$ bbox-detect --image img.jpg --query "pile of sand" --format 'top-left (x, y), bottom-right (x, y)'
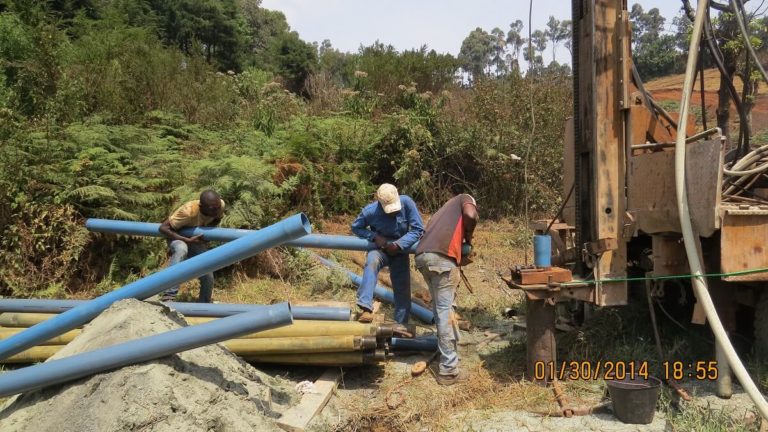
top-left (0, 299), bottom-right (299, 432)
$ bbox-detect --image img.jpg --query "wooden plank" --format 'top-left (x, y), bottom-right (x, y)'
top-left (531, 220), bottom-right (573, 232)
top-left (686, 137), bottom-right (723, 234)
top-left (517, 267), bottom-right (573, 285)
top-left (591, 0), bottom-right (627, 305)
top-left (629, 105), bottom-right (676, 146)
top-left (627, 139), bottom-right (722, 237)
top-left (720, 212), bottom-right (768, 282)
top-left (628, 149), bottom-right (679, 233)
top-left (277, 369), bottom-right (340, 432)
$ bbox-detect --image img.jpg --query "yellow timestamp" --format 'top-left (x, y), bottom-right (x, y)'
top-left (663, 361), bottom-right (718, 381)
top-left (534, 361), bottom-right (651, 381)
top-left (532, 360), bottom-right (719, 381)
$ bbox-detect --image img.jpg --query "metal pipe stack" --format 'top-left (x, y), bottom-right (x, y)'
top-left (0, 298), bottom-right (351, 321)
top-left (0, 310), bottom-right (416, 366)
top-left (0, 216), bottom-right (444, 370)
top-left (0, 213), bottom-right (313, 361)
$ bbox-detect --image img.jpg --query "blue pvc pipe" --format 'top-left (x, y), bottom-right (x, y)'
top-left (533, 234), bottom-right (552, 268)
top-left (86, 218), bottom-right (413, 252)
top-left (0, 302), bottom-right (293, 397)
top-left (0, 214), bottom-right (311, 360)
top-left (390, 335), bottom-right (439, 352)
top-left (312, 255), bottom-right (435, 324)
top-left (86, 219), bottom-right (471, 255)
top-left (0, 299), bottom-right (350, 321)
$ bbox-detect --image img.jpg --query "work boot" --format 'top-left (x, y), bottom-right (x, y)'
top-left (436, 370), bottom-right (469, 386)
top-left (357, 310), bottom-right (374, 323)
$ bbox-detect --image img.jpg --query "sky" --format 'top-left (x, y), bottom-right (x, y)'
top-left (261, 0), bottom-right (684, 62)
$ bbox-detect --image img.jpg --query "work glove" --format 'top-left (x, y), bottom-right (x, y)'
top-left (459, 246), bottom-right (475, 266)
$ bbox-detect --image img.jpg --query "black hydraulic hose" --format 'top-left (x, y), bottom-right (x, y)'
top-left (738, 50), bottom-right (750, 151)
top-left (683, 0), bottom-right (749, 154)
top-left (703, 3), bottom-right (750, 154)
top-left (631, 63), bottom-right (661, 123)
top-left (545, 182), bottom-right (575, 234)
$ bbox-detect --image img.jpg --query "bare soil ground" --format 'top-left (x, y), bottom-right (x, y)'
top-left (172, 217), bottom-right (762, 431)
top-left (644, 68), bottom-right (768, 134)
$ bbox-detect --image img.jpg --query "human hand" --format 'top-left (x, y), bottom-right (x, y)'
top-left (384, 242), bottom-right (400, 256)
top-left (373, 235), bottom-right (388, 248)
top-left (187, 234), bottom-right (205, 243)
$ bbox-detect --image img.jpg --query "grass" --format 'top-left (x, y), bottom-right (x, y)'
top-left (666, 403), bottom-right (760, 432)
top-left (181, 217), bottom-right (551, 431)
top-left (177, 217), bottom-right (765, 431)
top-left (62, 216), bottom-right (768, 430)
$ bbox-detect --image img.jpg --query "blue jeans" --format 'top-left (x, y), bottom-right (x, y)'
top-left (415, 252), bottom-right (460, 375)
top-left (358, 249), bottom-right (411, 324)
top-left (163, 240), bottom-right (214, 303)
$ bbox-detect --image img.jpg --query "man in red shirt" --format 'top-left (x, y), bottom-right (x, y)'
top-left (415, 194), bottom-right (478, 385)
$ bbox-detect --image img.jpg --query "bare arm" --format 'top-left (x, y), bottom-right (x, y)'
top-left (159, 219), bottom-right (203, 243)
top-left (462, 203), bottom-right (478, 245)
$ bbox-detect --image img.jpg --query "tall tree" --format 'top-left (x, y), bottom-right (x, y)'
top-left (490, 27), bottom-right (508, 75)
top-left (316, 39), bottom-right (350, 86)
top-left (238, 0), bottom-right (289, 57)
top-left (459, 27), bottom-right (494, 82)
top-left (709, 2), bottom-right (763, 144)
top-left (630, 4), bottom-right (678, 79)
top-left (531, 29), bottom-right (547, 65)
top-left (560, 20), bottom-right (573, 57)
top-left (545, 16), bottom-right (570, 63)
top-left (506, 19), bottom-right (526, 71)
top-left (269, 31), bottom-right (316, 95)
top-left (150, 0), bottom-right (243, 71)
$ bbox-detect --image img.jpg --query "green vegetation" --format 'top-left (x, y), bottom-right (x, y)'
top-left (0, 1), bottom-right (571, 296)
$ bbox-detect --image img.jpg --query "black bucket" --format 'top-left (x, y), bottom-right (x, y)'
top-left (607, 376), bottom-right (661, 424)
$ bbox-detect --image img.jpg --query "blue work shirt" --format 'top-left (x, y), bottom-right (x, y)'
top-left (351, 195), bottom-right (424, 250)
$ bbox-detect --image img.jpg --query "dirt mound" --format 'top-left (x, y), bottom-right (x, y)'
top-left (0, 299), bottom-right (298, 432)
top-left (644, 68), bottom-right (743, 92)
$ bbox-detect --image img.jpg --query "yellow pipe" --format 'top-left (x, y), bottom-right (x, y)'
top-left (3, 346), bottom-right (59, 363)
top-left (0, 336), bottom-right (380, 363)
top-left (0, 328), bottom-right (80, 345)
top-left (0, 313), bottom-right (55, 327)
top-left (0, 314), bottom-right (378, 338)
top-left (201, 320), bottom-right (380, 339)
top-left (244, 350), bottom-right (386, 366)
top-left (0, 328), bottom-right (381, 348)
top-left (224, 335), bottom-right (370, 355)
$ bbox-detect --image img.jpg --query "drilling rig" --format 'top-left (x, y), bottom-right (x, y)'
top-left (507, 0), bottom-right (768, 409)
